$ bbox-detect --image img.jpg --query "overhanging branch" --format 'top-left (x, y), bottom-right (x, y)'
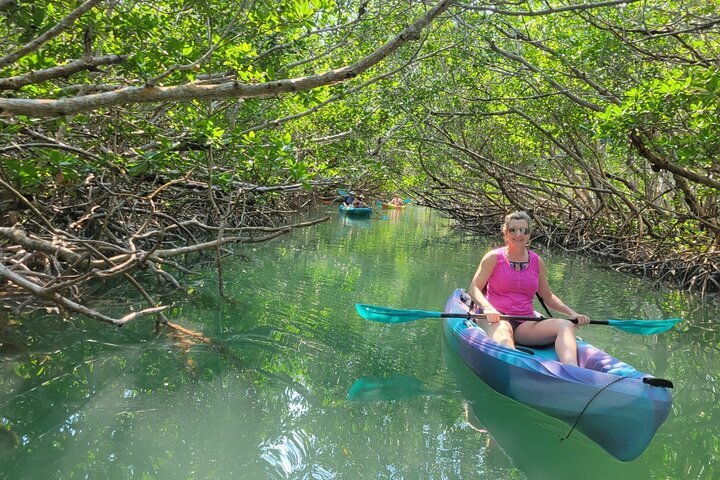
top-left (0, 0), bottom-right (455, 118)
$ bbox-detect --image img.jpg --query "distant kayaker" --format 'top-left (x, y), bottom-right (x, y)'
top-left (389, 195), bottom-right (404, 207)
top-left (352, 196), bottom-right (367, 208)
top-left (467, 211), bottom-right (590, 366)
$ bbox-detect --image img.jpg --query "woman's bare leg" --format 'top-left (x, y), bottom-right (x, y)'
top-left (514, 319), bottom-right (579, 366)
top-left (475, 319), bottom-right (516, 349)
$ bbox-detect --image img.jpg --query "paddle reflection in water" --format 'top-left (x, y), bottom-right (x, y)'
top-left (347, 375), bottom-right (428, 402)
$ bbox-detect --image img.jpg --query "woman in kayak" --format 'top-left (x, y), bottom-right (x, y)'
top-left (352, 196), bottom-right (367, 208)
top-left (467, 211), bottom-right (590, 365)
top-left (389, 195), bottom-right (404, 207)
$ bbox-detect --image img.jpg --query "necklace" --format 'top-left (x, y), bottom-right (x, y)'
top-left (505, 247), bottom-right (529, 271)
top-left (508, 260), bottom-right (529, 271)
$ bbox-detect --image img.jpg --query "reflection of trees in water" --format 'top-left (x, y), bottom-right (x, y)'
top-left (0, 427), bottom-right (19, 450)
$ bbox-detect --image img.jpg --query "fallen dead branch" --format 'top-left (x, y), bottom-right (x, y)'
top-left (0, 172), bottom-right (336, 330)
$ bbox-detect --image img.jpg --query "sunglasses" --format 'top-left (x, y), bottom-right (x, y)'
top-left (507, 227), bottom-right (530, 235)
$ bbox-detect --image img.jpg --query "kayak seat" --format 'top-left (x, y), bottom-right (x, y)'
top-left (517, 342), bottom-right (554, 350)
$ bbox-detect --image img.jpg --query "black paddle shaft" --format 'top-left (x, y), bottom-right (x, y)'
top-left (440, 312), bottom-right (607, 325)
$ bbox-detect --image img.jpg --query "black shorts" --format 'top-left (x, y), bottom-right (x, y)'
top-left (460, 290), bottom-right (525, 331)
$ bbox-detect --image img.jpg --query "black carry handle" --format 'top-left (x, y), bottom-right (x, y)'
top-left (643, 377), bottom-right (674, 388)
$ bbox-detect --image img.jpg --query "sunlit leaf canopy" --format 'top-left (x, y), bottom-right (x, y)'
top-left (3, 0), bottom-right (444, 185)
top-left (0, 0), bottom-right (718, 326)
top-left (2, 1), bottom-right (717, 188)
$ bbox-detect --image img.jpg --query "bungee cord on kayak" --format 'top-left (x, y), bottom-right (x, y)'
top-left (559, 376), bottom-right (630, 443)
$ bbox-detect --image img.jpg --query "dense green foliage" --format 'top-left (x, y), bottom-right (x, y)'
top-left (0, 0), bottom-right (718, 318)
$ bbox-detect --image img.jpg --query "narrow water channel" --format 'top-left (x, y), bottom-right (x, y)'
top-left (0, 206), bottom-right (718, 479)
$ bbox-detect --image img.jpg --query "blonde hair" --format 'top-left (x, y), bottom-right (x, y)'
top-left (502, 211), bottom-right (532, 233)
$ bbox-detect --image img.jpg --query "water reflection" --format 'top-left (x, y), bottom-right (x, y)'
top-left (383, 208), bottom-right (403, 222)
top-left (440, 339), bottom-right (652, 480)
top-left (338, 215), bottom-right (373, 229)
top-left (260, 429), bottom-right (313, 478)
top-left (347, 375), bottom-right (428, 401)
top-left (0, 206), bottom-right (717, 479)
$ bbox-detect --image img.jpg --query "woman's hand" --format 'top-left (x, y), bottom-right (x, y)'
top-left (483, 307), bottom-right (501, 324)
top-left (572, 313), bottom-right (590, 326)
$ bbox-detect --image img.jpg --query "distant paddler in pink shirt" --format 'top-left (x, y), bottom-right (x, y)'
top-left (467, 211), bottom-right (590, 366)
top-left (388, 195), bottom-right (404, 207)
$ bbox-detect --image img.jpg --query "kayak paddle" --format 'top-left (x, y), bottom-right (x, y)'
top-left (372, 209), bottom-right (389, 220)
top-left (355, 304), bottom-right (681, 335)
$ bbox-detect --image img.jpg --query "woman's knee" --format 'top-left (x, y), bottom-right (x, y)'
top-left (545, 318), bottom-right (575, 333)
top-left (514, 319), bottom-right (570, 344)
top-left (557, 319), bottom-right (578, 334)
top-left (492, 322), bottom-right (515, 345)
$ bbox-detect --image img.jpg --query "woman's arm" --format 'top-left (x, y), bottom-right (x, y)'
top-left (468, 251), bottom-right (501, 323)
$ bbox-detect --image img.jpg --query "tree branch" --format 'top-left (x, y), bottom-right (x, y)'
top-left (0, 0), bottom-right (455, 117)
top-left (0, 0), bottom-right (103, 69)
top-left (458, 0), bottom-right (639, 16)
top-left (0, 55), bottom-right (129, 91)
top-left (0, 263), bottom-right (167, 326)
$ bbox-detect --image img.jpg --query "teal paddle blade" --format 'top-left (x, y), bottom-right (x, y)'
top-left (606, 318), bottom-right (681, 334)
top-left (355, 304), bottom-right (442, 323)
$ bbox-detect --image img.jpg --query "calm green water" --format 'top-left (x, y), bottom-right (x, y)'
top-left (1, 206), bottom-right (718, 479)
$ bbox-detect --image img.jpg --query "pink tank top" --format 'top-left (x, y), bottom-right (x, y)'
top-left (485, 247), bottom-right (539, 316)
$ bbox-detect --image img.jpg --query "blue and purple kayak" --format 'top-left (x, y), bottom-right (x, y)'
top-left (339, 204), bottom-right (373, 217)
top-left (443, 288), bottom-right (672, 461)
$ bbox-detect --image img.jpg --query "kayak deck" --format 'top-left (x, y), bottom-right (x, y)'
top-left (380, 203), bottom-right (405, 210)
